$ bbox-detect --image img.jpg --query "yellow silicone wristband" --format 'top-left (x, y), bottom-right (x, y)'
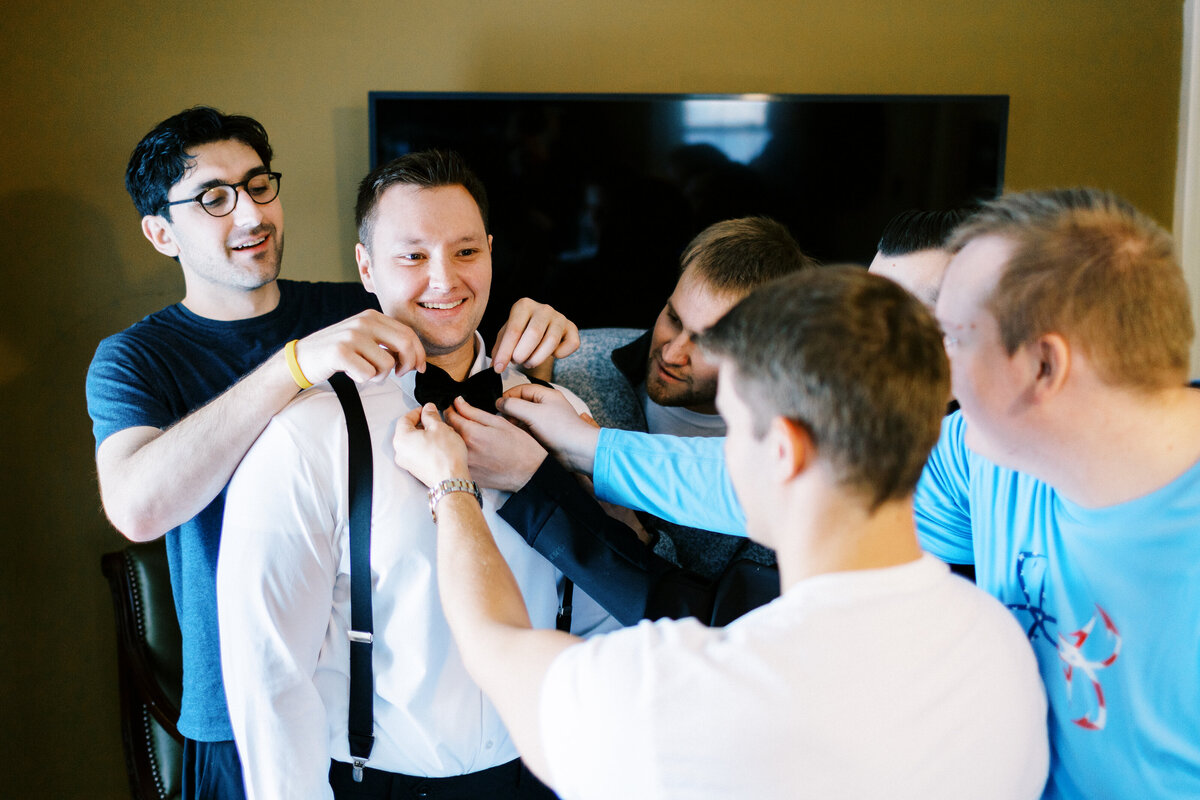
top-left (284, 339), bottom-right (313, 390)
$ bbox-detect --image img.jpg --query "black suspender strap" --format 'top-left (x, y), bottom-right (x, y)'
top-left (525, 376), bottom-right (575, 634)
top-left (556, 579), bottom-right (574, 632)
top-left (329, 372), bottom-right (375, 782)
top-left (329, 371), bottom-right (573, 782)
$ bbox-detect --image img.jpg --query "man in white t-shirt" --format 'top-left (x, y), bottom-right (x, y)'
top-left (392, 266), bottom-right (1050, 799)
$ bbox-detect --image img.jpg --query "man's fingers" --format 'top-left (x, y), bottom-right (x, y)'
top-left (510, 311), bottom-right (578, 366)
top-left (501, 382), bottom-right (554, 403)
top-left (489, 321), bottom-right (519, 373)
top-left (449, 396), bottom-right (497, 424)
top-left (419, 402), bottom-right (443, 429)
top-left (388, 342), bottom-right (425, 378)
top-left (341, 343), bottom-right (417, 383)
top-left (393, 403), bottom-right (470, 485)
top-left (491, 299), bottom-right (579, 369)
top-left (336, 347), bottom-right (397, 383)
top-left (372, 317), bottom-right (427, 375)
top-left (444, 401), bottom-right (483, 435)
top-left (508, 315), bottom-right (551, 366)
top-left (495, 395), bottom-right (539, 426)
top-left (552, 322), bottom-right (581, 359)
top-left (396, 406), bottom-right (423, 432)
top-left (524, 335), bottom-right (564, 370)
top-left (297, 310), bottom-right (428, 384)
top-left (442, 404), bottom-right (465, 434)
top-left (489, 316), bottom-right (528, 371)
top-left (515, 321), bottom-right (566, 368)
top-left (490, 297), bottom-right (539, 371)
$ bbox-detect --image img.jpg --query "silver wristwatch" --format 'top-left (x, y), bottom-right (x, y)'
top-left (427, 478), bottom-right (483, 522)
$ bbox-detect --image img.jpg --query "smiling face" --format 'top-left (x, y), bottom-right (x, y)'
top-left (645, 266), bottom-right (743, 414)
top-left (142, 139), bottom-right (284, 316)
top-left (356, 183), bottom-right (492, 367)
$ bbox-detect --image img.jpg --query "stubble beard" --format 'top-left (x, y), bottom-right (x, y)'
top-left (228, 223), bottom-right (284, 288)
top-left (645, 355), bottom-right (713, 409)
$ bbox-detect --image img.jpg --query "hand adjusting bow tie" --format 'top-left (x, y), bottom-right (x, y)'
top-left (413, 364), bottom-right (503, 413)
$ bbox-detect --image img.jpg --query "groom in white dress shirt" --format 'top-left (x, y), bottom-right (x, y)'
top-left (216, 150), bottom-right (615, 800)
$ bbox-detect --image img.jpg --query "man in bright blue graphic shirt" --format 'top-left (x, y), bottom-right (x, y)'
top-left (502, 188), bottom-right (1200, 798)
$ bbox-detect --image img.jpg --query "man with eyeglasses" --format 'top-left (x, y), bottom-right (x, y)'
top-left (162, 170), bottom-right (281, 216)
top-left (86, 106), bottom-right (580, 800)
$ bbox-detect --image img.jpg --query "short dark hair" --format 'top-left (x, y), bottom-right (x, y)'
top-left (355, 150), bottom-right (489, 248)
top-left (876, 208), bottom-right (974, 257)
top-left (700, 267), bottom-right (949, 510)
top-left (681, 217), bottom-right (817, 295)
top-left (126, 106), bottom-right (273, 220)
top-left (948, 187), bottom-right (1192, 390)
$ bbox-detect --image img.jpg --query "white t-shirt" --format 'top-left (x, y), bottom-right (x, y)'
top-left (539, 554), bottom-right (1048, 800)
top-left (640, 385), bottom-right (727, 438)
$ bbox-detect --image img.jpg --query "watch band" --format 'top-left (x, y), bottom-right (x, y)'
top-left (428, 478), bottom-right (483, 522)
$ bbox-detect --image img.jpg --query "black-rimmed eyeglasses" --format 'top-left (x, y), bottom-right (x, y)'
top-left (161, 172), bottom-right (282, 218)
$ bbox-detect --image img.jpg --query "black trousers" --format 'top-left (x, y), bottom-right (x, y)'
top-left (329, 758), bottom-right (558, 799)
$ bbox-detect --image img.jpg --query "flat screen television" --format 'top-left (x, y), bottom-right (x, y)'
top-left (369, 91), bottom-right (1008, 334)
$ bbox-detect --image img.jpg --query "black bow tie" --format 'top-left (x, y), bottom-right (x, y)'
top-left (413, 364), bottom-right (503, 413)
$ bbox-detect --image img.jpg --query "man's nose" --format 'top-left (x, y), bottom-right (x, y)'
top-left (426, 253), bottom-right (456, 290)
top-left (230, 186), bottom-right (266, 227)
top-left (661, 332), bottom-right (691, 365)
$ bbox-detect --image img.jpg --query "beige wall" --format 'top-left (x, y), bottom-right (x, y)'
top-left (0, 1), bottom-right (1183, 795)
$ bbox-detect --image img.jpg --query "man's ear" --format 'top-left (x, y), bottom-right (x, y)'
top-left (355, 242), bottom-right (376, 293)
top-left (487, 233), bottom-right (493, 253)
top-left (1030, 332), bottom-right (1070, 401)
top-left (770, 416), bottom-right (814, 483)
top-left (141, 215), bottom-right (180, 259)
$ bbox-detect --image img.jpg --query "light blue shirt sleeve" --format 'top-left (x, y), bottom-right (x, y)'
top-left (913, 412), bottom-right (976, 564)
top-left (592, 429), bottom-right (747, 536)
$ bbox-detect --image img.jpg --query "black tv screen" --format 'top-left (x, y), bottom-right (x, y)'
top-left (369, 91), bottom-right (1008, 334)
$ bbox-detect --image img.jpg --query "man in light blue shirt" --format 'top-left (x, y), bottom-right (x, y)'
top-left (502, 188), bottom-right (1200, 798)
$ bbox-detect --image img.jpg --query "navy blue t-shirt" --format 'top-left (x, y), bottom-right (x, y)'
top-left (86, 279), bottom-right (377, 741)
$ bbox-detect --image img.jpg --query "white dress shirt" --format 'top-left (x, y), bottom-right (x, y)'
top-left (218, 339), bottom-right (617, 800)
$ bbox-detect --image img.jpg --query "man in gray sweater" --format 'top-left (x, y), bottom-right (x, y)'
top-left (552, 217), bottom-right (816, 581)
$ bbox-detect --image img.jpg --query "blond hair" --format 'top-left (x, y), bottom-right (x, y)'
top-left (949, 188), bottom-right (1192, 389)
